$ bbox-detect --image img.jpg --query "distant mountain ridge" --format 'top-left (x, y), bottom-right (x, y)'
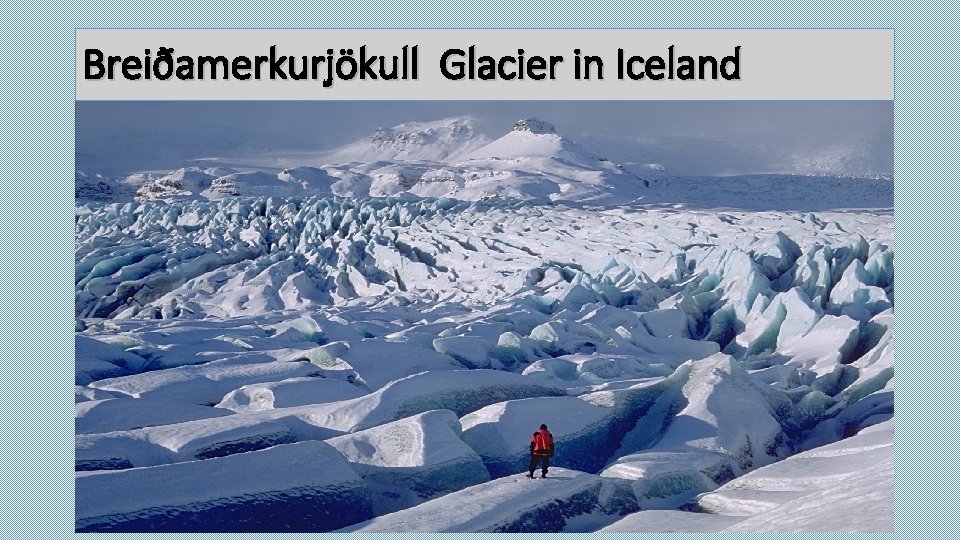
top-left (78, 117), bottom-right (651, 204)
top-left (75, 117), bottom-right (892, 210)
top-left (323, 116), bottom-right (491, 163)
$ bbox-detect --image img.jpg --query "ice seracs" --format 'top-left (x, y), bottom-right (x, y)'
top-left (602, 353), bottom-right (791, 508)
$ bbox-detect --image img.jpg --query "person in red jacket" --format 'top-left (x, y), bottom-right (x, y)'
top-left (526, 424), bottom-right (554, 478)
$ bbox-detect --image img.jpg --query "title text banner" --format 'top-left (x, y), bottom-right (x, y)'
top-left (76, 29), bottom-right (893, 101)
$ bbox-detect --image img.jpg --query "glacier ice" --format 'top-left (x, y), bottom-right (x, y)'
top-left (75, 166), bottom-right (892, 531)
top-left (76, 441), bottom-right (373, 532)
top-left (600, 420), bottom-right (892, 532)
top-left (601, 354), bottom-right (790, 507)
top-left (339, 468), bottom-right (610, 532)
top-left (327, 410), bottom-right (491, 514)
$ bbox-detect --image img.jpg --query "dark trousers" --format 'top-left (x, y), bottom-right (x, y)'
top-left (529, 453), bottom-right (550, 475)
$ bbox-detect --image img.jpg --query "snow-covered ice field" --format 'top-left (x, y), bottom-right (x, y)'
top-left (75, 117), bottom-right (892, 532)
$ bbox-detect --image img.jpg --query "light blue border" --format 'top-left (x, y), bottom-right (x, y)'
top-left (3, 3), bottom-right (947, 538)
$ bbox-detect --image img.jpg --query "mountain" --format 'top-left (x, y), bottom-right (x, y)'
top-left (452, 117), bottom-right (648, 202)
top-left (75, 171), bottom-right (123, 203)
top-left (323, 116), bottom-right (491, 163)
top-left (320, 116), bottom-right (649, 203)
top-left (467, 118), bottom-right (602, 162)
top-left (78, 117), bottom-right (891, 210)
top-left (83, 118), bottom-right (652, 204)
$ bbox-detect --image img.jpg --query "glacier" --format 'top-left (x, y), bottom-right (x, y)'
top-left (74, 117), bottom-right (892, 532)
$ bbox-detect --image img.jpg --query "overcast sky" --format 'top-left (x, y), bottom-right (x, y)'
top-left (76, 101), bottom-right (892, 177)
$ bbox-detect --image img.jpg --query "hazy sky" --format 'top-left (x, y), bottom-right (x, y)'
top-left (76, 101), bottom-right (892, 177)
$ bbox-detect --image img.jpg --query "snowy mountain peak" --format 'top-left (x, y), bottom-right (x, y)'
top-left (512, 118), bottom-right (556, 135)
top-left (328, 116), bottom-right (491, 163)
top-left (466, 117), bottom-right (602, 165)
top-left (371, 117), bottom-right (474, 148)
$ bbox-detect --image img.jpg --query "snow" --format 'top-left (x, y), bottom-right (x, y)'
top-left (76, 397), bottom-right (233, 434)
top-left (88, 354), bottom-right (325, 404)
top-left (339, 468), bottom-right (607, 532)
top-left (326, 409), bottom-right (490, 514)
top-left (75, 397), bottom-right (354, 470)
top-left (601, 510), bottom-right (745, 532)
top-left (74, 115), bottom-right (892, 532)
top-left (600, 353), bottom-right (790, 507)
top-left (600, 420), bottom-right (892, 532)
top-left (75, 334), bottom-right (151, 384)
top-left (76, 440), bottom-right (372, 532)
top-left (83, 117), bottom-right (889, 208)
top-left (460, 394), bottom-right (620, 476)
top-left (216, 376), bottom-right (367, 412)
top-left (300, 369), bottom-right (566, 433)
top-left (702, 420), bottom-right (893, 531)
top-left (326, 117), bottom-right (491, 163)
top-left (307, 338), bottom-right (464, 390)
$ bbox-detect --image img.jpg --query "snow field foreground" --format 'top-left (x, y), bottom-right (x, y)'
top-left (75, 196), bottom-right (892, 532)
top-left (338, 467), bottom-right (629, 532)
top-left (601, 419), bottom-right (893, 532)
top-left (76, 440), bottom-right (372, 532)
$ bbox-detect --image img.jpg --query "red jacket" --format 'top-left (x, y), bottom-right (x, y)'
top-left (530, 428), bottom-right (554, 456)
